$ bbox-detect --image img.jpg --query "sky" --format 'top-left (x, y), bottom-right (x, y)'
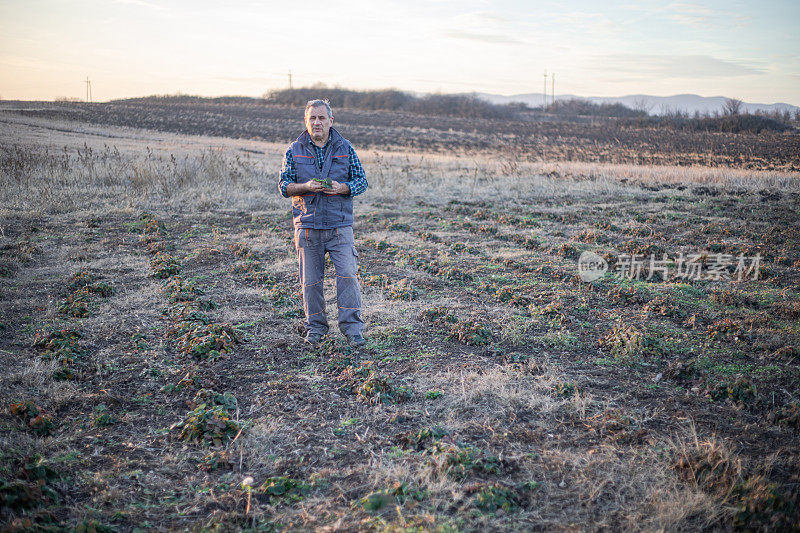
top-left (1, 0), bottom-right (798, 105)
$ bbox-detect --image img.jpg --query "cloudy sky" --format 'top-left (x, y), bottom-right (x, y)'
top-left (1, 0), bottom-right (798, 104)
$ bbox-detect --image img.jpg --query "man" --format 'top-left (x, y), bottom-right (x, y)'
top-left (278, 99), bottom-right (368, 346)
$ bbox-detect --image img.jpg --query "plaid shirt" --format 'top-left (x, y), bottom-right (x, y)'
top-left (279, 140), bottom-right (368, 198)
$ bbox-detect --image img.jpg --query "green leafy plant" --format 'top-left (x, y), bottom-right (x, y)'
top-left (425, 442), bottom-right (500, 480)
top-left (397, 426), bottom-right (449, 450)
top-left (58, 289), bottom-right (91, 318)
top-left (386, 278), bottom-right (418, 301)
top-left (449, 320), bottom-right (493, 346)
top-left (257, 476), bottom-right (312, 503)
top-left (150, 252), bottom-right (181, 279)
top-left (92, 404), bottom-right (116, 427)
top-left (338, 362), bottom-right (412, 404)
top-left (9, 401), bottom-right (54, 436)
top-left (177, 323), bottom-right (240, 360)
top-left (172, 404), bottom-right (242, 446)
top-left (706, 376), bottom-right (756, 405)
top-left (470, 483), bottom-right (520, 513)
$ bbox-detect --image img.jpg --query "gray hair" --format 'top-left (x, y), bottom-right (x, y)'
top-left (305, 99), bottom-right (333, 119)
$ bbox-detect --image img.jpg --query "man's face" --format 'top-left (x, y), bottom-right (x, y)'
top-left (305, 106), bottom-right (333, 144)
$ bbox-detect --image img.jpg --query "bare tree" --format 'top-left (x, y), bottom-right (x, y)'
top-left (632, 97), bottom-right (654, 115)
top-left (723, 98), bottom-right (743, 116)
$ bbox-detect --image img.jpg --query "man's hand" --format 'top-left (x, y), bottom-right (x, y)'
top-left (323, 181), bottom-right (350, 195)
top-left (286, 181), bottom-right (322, 196)
top-left (305, 180), bottom-right (326, 193)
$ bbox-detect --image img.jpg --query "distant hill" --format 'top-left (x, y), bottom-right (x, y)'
top-left (475, 92), bottom-right (799, 116)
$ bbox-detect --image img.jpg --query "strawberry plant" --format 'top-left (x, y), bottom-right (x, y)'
top-left (9, 401), bottom-right (54, 436)
top-left (425, 441), bottom-right (500, 480)
top-left (256, 476), bottom-right (312, 503)
top-left (470, 483), bottom-right (520, 513)
top-left (177, 322), bottom-right (240, 360)
top-left (338, 362), bottom-right (411, 404)
top-left (150, 252), bottom-right (181, 278)
top-left (172, 404), bottom-right (242, 446)
top-left (449, 320), bottom-right (492, 346)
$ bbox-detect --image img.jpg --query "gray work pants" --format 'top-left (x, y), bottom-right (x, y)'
top-left (294, 226), bottom-right (364, 337)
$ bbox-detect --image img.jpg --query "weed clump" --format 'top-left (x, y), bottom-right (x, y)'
top-left (468, 483), bottom-right (520, 513)
top-left (32, 329), bottom-right (86, 379)
top-left (256, 476), bottom-right (312, 503)
top-left (425, 442), bottom-right (501, 481)
top-left (451, 242), bottom-right (479, 254)
top-left (338, 362), bottom-right (412, 404)
top-left (606, 283), bottom-right (650, 305)
top-left (706, 376), bottom-right (756, 405)
top-left (0, 455), bottom-right (60, 521)
top-left (674, 439), bottom-right (799, 529)
top-left (92, 404), bottom-right (116, 427)
top-left (732, 475), bottom-right (800, 530)
top-left (172, 390), bottom-right (242, 446)
top-left (449, 319), bottom-right (493, 346)
top-left (150, 252), bottom-right (181, 278)
top-left (552, 242), bottom-right (580, 260)
top-left (768, 402), bottom-right (800, 428)
top-left (599, 321), bottom-right (660, 362)
top-left (552, 381), bottom-right (577, 399)
top-left (67, 271), bottom-right (114, 297)
top-left (417, 306), bottom-right (457, 324)
top-left (484, 282), bottom-right (531, 307)
top-left (161, 276), bottom-right (203, 302)
top-left (231, 258), bottom-right (276, 286)
top-left (438, 266), bottom-right (473, 282)
top-left (267, 284), bottom-right (297, 307)
top-left (397, 426), bottom-right (449, 450)
top-left (229, 243), bottom-right (256, 260)
top-left (0, 261), bottom-right (18, 278)
top-left (361, 273), bottom-right (390, 288)
top-left (641, 295), bottom-right (686, 320)
top-left (9, 401), bottom-right (54, 436)
top-left (706, 318), bottom-right (742, 341)
top-left (139, 212), bottom-right (165, 236)
top-left (359, 482), bottom-right (426, 512)
top-left (386, 278), bottom-right (418, 301)
top-left (177, 322), bottom-right (240, 360)
top-left (709, 287), bottom-right (759, 308)
top-left (673, 439), bottom-right (740, 495)
top-left (58, 290), bottom-right (91, 317)
top-left (191, 389), bottom-right (238, 412)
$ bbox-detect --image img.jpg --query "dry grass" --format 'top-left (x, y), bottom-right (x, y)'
top-left (1, 114), bottom-right (798, 531)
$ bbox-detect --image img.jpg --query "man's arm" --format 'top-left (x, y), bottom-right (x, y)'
top-left (323, 144), bottom-right (368, 197)
top-left (279, 147), bottom-right (325, 196)
top-left (278, 148), bottom-right (295, 198)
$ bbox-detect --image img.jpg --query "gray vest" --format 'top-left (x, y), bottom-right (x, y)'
top-left (290, 127), bottom-right (353, 229)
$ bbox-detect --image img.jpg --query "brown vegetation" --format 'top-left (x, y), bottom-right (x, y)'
top-left (0, 108), bottom-right (798, 530)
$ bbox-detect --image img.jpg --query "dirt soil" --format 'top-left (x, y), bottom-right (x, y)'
top-left (1, 110), bottom-right (799, 531)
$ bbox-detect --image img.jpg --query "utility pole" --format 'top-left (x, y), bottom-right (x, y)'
top-left (288, 70), bottom-right (293, 90)
top-left (543, 69), bottom-right (547, 110)
top-left (85, 76), bottom-right (92, 103)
